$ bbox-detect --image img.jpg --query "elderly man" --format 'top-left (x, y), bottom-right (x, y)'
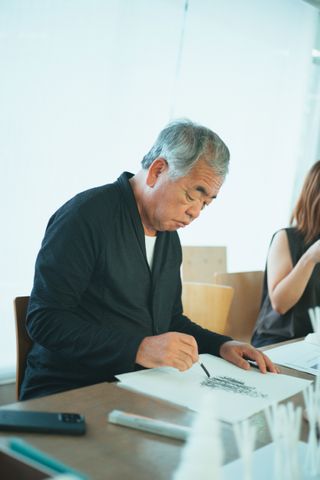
top-left (21, 119), bottom-right (277, 400)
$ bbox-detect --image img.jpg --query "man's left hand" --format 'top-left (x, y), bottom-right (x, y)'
top-left (219, 340), bottom-right (280, 374)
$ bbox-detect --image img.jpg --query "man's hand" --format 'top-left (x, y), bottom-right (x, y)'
top-left (219, 340), bottom-right (280, 374)
top-left (136, 332), bottom-right (199, 371)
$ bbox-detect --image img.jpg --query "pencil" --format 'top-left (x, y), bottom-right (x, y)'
top-left (199, 361), bottom-right (211, 378)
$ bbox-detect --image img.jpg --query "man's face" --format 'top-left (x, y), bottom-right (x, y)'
top-left (145, 157), bottom-right (224, 233)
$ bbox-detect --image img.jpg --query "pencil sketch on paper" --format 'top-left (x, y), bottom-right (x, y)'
top-left (201, 376), bottom-right (268, 399)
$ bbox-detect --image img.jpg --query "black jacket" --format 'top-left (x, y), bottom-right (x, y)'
top-left (21, 172), bottom-right (231, 399)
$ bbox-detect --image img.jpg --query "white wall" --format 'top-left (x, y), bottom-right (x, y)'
top-left (0, 0), bottom-right (319, 375)
top-left (177, 0), bottom-right (319, 270)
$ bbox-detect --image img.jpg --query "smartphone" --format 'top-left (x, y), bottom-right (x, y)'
top-left (0, 410), bottom-right (86, 436)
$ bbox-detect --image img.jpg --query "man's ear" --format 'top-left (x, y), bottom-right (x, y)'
top-left (146, 158), bottom-right (168, 187)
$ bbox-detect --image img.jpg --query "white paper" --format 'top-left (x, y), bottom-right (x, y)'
top-left (222, 441), bottom-right (313, 479)
top-left (305, 332), bottom-right (320, 346)
top-left (116, 354), bottom-right (311, 423)
top-left (267, 341), bottom-right (320, 376)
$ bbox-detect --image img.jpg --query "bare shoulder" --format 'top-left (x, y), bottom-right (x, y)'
top-left (267, 229), bottom-right (292, 286)
top-left (270, 229), bottom-right (289, 254)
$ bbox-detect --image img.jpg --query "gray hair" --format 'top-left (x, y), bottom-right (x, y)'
top-left (141, 119), bottom-right (230, 179)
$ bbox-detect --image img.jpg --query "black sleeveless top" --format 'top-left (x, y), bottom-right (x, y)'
top-left (251, 228), bottom-right (320, 347)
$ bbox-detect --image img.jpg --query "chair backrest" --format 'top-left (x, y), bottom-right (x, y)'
top-left (182, 282), bottom-right (234, 335)
top-left (182, 246), bottom-right (227, 283)
top-left (14, 296), bottom-right (32, 400)
top-left (213, 271), bottom-right (264, 343)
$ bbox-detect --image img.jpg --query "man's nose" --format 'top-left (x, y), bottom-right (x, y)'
top-left (186, 203), bottom-right (202, 221)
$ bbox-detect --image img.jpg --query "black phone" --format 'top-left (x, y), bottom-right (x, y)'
top-left (0, 410), bottom-right (86, 436)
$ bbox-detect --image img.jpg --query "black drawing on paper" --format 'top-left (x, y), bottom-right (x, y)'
top-left (201, 376), bottom-right (268, 399)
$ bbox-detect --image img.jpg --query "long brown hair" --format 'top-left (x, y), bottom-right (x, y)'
top-left (290, 160), bottom-right (320, 244)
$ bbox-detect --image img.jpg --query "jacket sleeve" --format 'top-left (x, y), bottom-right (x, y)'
top-left (169, 272), bottom-right (232, 356)
top-left (27, 206), bottom-right (144, 377)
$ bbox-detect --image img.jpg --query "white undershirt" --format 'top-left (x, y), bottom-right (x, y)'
top-left (145, 235), bottom-right (157, 269)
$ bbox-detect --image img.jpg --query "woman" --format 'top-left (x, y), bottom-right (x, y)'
top-left (252, 161), bottom-right (320, 347)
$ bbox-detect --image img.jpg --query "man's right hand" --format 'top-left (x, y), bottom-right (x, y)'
top-left (135, 332), bottom-right (199, 371)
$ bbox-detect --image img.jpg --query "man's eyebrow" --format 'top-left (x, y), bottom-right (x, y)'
top-left (195, 186), bottom-right (217, 199)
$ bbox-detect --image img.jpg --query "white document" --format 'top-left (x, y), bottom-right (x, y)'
top-left (116, 354), bottom-right (311, 423)
top-left (267, 340), bottom-right (320, 375)
top-left (222, 441), bottom-right (313, 479)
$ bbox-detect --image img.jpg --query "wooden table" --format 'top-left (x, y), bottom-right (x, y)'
top-left (1, 361), bottom-right (314, 479)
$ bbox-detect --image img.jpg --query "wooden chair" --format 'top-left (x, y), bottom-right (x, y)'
top-left (212, 271), bottom-right (264, 343)
top-left (182, 282), bottom-right (234, 334)
top-left (182, 246), bottom-right (227, 283)
top-left (14, 296), bottom-right (32, 400)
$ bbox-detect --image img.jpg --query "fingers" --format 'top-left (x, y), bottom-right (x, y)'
top-left (171, 351), bottom-right (195, 371)
top-left (221, 344), bottom-right (245, 369)
top-left (179, 334), bottom-right (199, 362)
top-left (167, 332), bottom-right (199, 363)
top-left (261, 352), bottom-right (281, 373)
top-left (223, 347), bottom-right (251, 371)
top-left (178, 339), bottom-right (199, 364)
top-left (220, 340), bottom-right (280, 374)
top-left (168, 333), bottom-right (199, 369)
top-left (243, 349), bottom-right (279, 374)
top-left (243, 349), bottom-right (268, 373)
top-left (135, 332), bottom-right (198, 371)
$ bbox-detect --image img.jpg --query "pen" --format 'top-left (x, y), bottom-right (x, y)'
top-left (108, 410), bottom-right (190, 441)
top-left (246, 360), bottom-right (259, 370)
top-left (8, 438), bottom-right (87, 480)
top-left (198, 361), bottom-right (211, 378)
